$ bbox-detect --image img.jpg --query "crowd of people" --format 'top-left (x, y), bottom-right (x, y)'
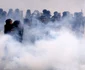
top-left (0, 8), bottom-right (84, 42)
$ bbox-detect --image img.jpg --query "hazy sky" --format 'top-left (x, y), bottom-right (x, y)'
top-left (0, 0), bottom-right (85, 14)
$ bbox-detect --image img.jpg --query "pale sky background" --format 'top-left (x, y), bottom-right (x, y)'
top-left (0, 0), bottom-right (85, 14)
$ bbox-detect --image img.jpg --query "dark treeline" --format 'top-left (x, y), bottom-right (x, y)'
top-left (0, 8), bottom-right (85, 42)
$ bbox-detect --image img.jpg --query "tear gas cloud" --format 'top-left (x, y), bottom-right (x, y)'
top-left (0, 10), bottom-right (85, 70)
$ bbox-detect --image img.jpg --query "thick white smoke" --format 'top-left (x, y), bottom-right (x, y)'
top-left (0, 13), bottom-right (85, 70)
top-left (0, 24), bottom-right (85, 70)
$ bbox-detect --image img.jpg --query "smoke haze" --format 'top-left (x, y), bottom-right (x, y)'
top-left (0, 20), bottom-right (85, 70)
top-left (0, 0), bottom-right (85, 69)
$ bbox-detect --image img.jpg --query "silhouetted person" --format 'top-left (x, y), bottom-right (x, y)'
top-left (0, 8), bottom-right (4, 23)
top-left (25, 9), bottom-right (32, 21)
top-left (12, 20), bottom-right (23, 42)
top-left (51, 11), bottom-right (61, 22)
top-left (73, 12), bottom-right (84, 35)
top-left (39, 9), bottom-right (51, 23)
top-left (32, 10), bottom-right (40, 19)
top-left (1, 11), bottom-right (7, 22)
top-left (0, 8), bottom-right (3, 14)
top-left (14, 9), bottom-right (21, 20)
top-left (7, 9), bottom-right (14, 19)
top-left (43, 9), bottom-right (51, 19)
top-left (4, 19), bottom-right (13, 34)
top-left (62, 11), bottom-right (70, 18)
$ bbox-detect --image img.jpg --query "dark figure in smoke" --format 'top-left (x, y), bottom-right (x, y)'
top-left (14, 9), bottom-right (22, 21)
top-left (4, 19), bottom-right (13, 34)
top-left (62, 11), bottom-right (71, 19)
top-left (12, 20), bottom-right (23, 42)
top-left (7, 9), bottom-right (14, 19)
top-left (1, 11), bottom-right (7, 23)
top-left (25, 9), bottom-right (32, 22)
top-left (39, 9), bottom-right (51, 23)
top-left (0, 8), bottom-right (3, 23)
top-left (72, 12), bottom-right (84, 36)
top-left (51, 11), bottom-right (61, 22)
